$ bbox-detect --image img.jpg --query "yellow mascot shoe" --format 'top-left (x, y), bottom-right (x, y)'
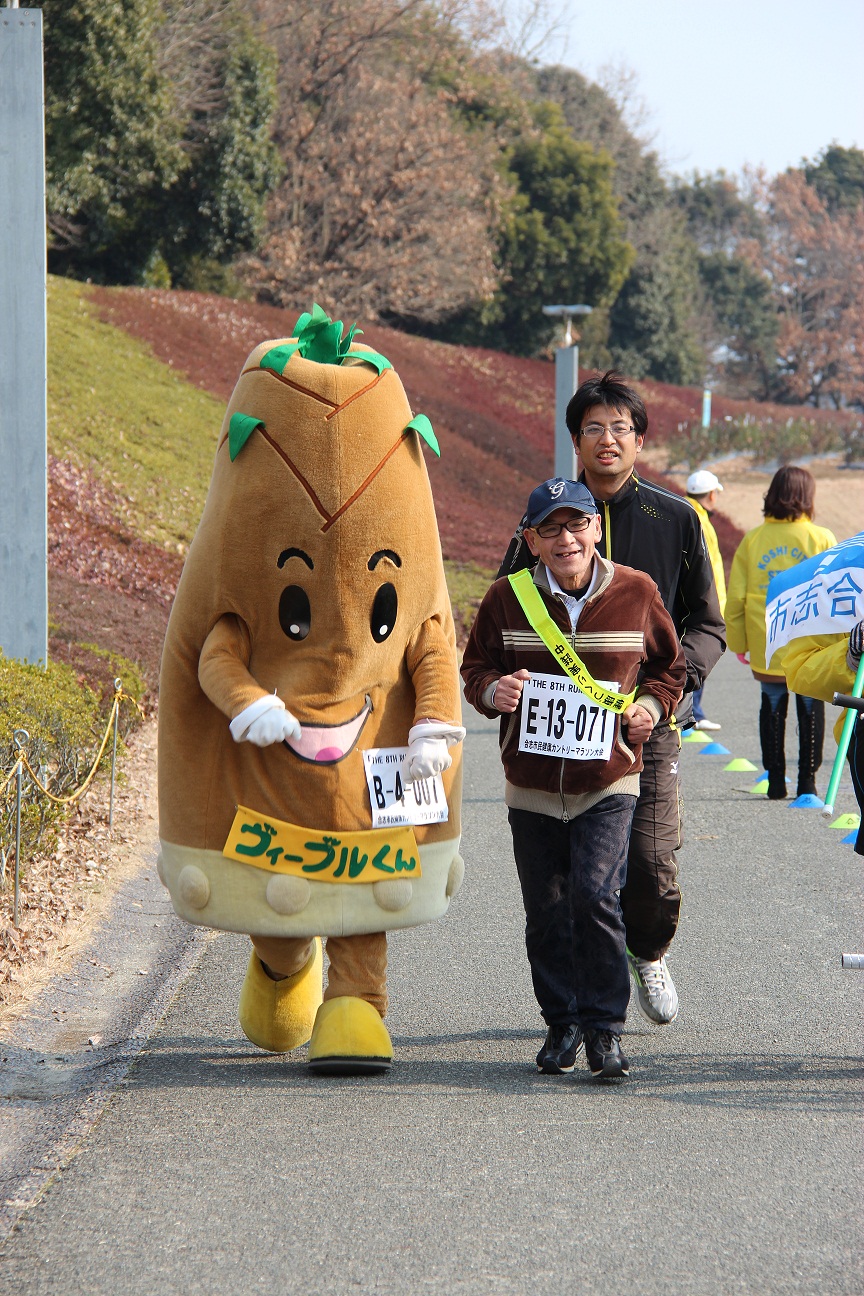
top-left (238, 940), bottom-right (323, 1053)
top-left (307, 996), bottom-right (393, 1075)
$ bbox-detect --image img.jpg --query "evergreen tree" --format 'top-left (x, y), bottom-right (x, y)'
top-left (41, 0), bottom-right (280, 287)
top-left (532, 63), bottom-right (708, 380)
top-left (674, 172), bottom-right (778, 396)
top-left (156, 3), bottom-right (281, 289)
top-left (438, 95), bottom-right (633, 355)
top-left (697, 253), bottom-right (777, 396)
top-left (489, 102), bottom-right (633, 355)
top-left (803, 144), bottom-right (864, 215)
top-left (43, 0), bottom-right (186, 282)
top-left (607, 212), bottom-right (705, 384)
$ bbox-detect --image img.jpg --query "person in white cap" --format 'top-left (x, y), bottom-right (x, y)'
top-left (686, 470), bottom-right (727, 731)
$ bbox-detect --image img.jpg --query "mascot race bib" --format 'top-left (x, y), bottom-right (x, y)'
top-left (362, 747), bottom-right (449, 828)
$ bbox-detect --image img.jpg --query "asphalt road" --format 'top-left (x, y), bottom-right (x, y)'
top-left (0, 651), bottom-right (861, 1294)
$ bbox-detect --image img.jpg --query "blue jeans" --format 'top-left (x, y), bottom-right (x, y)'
top-left (508, 794), bottom-right (636, 1035)
top-left (761, 679), bottom-right (815, 715)
top-left (692, 686), bottom-right (706, 722)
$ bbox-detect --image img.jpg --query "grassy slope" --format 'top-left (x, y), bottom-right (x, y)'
top-left (48, 277), bottom-right (224, 551)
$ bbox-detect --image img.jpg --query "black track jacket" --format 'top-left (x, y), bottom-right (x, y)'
top-left (497, 472), bottom-right (726, 726)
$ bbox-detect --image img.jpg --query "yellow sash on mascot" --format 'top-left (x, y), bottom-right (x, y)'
top-left (508, 569), bottom-right (636, 713)
top-left (224, 806), bottom-right (421, 883)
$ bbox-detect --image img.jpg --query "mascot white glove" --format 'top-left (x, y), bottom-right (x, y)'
top-left (401, 720), bottom-right (466, 783)
top-left (229, 694), bottom-right (302, 747)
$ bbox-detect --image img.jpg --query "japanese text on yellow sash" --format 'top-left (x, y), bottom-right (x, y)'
top-left (508, 569), bottom-right (636, 713)
top-left (223, 806), bottom-right (421, 883)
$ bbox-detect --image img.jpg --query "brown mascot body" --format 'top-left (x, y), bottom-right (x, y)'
top-left (157, 309), bottom-right (464, 1072)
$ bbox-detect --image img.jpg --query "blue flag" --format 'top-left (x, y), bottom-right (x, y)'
top-left (765, 530), bottom-right (864, 667)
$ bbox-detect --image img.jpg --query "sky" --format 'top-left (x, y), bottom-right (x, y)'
top-left (546, 0), bottom-right (864, 178)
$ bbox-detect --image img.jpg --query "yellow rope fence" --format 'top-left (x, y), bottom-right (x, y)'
top-left (1, 681), bottom-right (145, 925)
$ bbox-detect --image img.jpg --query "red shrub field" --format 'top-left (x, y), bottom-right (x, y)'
top-left (91, 287), bottom-right (756, 572)
top-left (66, 283), bottom-right (860, 692)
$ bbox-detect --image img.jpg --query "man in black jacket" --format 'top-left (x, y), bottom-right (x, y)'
top-left (498, 372), bottom-right (725, 1025)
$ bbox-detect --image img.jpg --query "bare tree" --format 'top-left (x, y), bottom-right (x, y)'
top-left (245, 0), bottom-right (502, 321)
top-left (747, 170), bottom-right (864, 408)
top-left (594, 61), bottom-right (656, 151)
top-left (156, 0), bottom-right (235, 121)
top-left (491, 0), bottom-right (568, 63)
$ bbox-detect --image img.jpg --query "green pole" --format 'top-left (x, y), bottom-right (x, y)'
top-left (822, 655), bottom-right (864, 818)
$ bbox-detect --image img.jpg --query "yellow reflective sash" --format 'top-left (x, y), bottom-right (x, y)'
top-left (223, 806), bottom-right (421, 883)
top-left (508, 569), bottom-right (636, 713)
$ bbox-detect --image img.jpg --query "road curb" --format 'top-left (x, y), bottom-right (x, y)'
top-left (0, 869), bottom-right (215, 1243)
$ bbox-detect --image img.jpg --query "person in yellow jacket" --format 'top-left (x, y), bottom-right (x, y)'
top-left (783, 621), bottom-right (864, 853)
top-left (725, 466), bottom-right (835, 800)
top-left (686, 470), bottom-right (727, 731)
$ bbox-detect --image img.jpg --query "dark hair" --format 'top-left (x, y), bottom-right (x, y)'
top-left (565, 371), bottom-right (648, 440)
top-left (762, 465), bottom-right (816, 521)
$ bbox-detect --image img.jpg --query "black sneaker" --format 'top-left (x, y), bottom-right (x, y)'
top-left (583, 1028), bottom-right (629, 1080)
top-left (536, 1022), bottom-right (584, 1073)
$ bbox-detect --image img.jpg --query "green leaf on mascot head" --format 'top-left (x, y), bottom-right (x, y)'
top-left (305, 318), bottom-right (345, 364)
top-left (228, 412), bottom-right (265, 461)
top-left (259, 343), bottom-right (298, 375)
top-left (258, 304), bottom-right (393, 375)
top-left (350, 348), bottom-right (393, 376)
top-left (405, 413), bottom-right (440, 457)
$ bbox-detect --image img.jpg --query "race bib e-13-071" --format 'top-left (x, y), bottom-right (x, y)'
top-left (518, 672), bottom-right (618, 761)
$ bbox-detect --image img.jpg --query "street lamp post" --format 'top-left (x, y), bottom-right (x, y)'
top-left (542, 304), bottom-right (592, 480)
top-left (702, 387), bottom-right (712, 431)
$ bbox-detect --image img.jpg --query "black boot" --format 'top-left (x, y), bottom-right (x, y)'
top-left (760, 691), bottom-right (788, 799)
top-left (795, 695), bottom-right (825, 798)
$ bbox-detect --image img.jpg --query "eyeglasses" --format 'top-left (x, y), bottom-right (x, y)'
top-left (531, 516), bottom-right (593, 539)
top-left (580, 422), bottom-right (635, 440)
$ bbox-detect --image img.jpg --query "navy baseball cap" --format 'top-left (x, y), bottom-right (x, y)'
top-left (525, 478), bottom-right (598, 527)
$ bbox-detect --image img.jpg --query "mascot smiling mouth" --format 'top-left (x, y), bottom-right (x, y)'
top-left (283, 695), bottom-right (373, 764)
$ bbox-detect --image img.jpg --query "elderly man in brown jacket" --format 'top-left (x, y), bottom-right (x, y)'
top-left (462, 478), bottom-right (685, 1081)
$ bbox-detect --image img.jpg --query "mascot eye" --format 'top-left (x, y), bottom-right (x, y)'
top-left (279, 585), bottom-right (311, 641)
top-left (371, 583), bottom-right (397, 642)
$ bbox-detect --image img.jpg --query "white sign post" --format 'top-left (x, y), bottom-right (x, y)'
top-left (0, 6), bottom-right (48, 665)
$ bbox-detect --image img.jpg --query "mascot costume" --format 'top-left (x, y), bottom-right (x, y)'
top-left (157, 307), bottom-right (464, 1074)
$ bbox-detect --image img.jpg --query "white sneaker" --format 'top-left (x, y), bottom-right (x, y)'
top-left (627, 952), bottom-right (679, 1025)
top-left (693, 718), bottom-right (721, 731)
